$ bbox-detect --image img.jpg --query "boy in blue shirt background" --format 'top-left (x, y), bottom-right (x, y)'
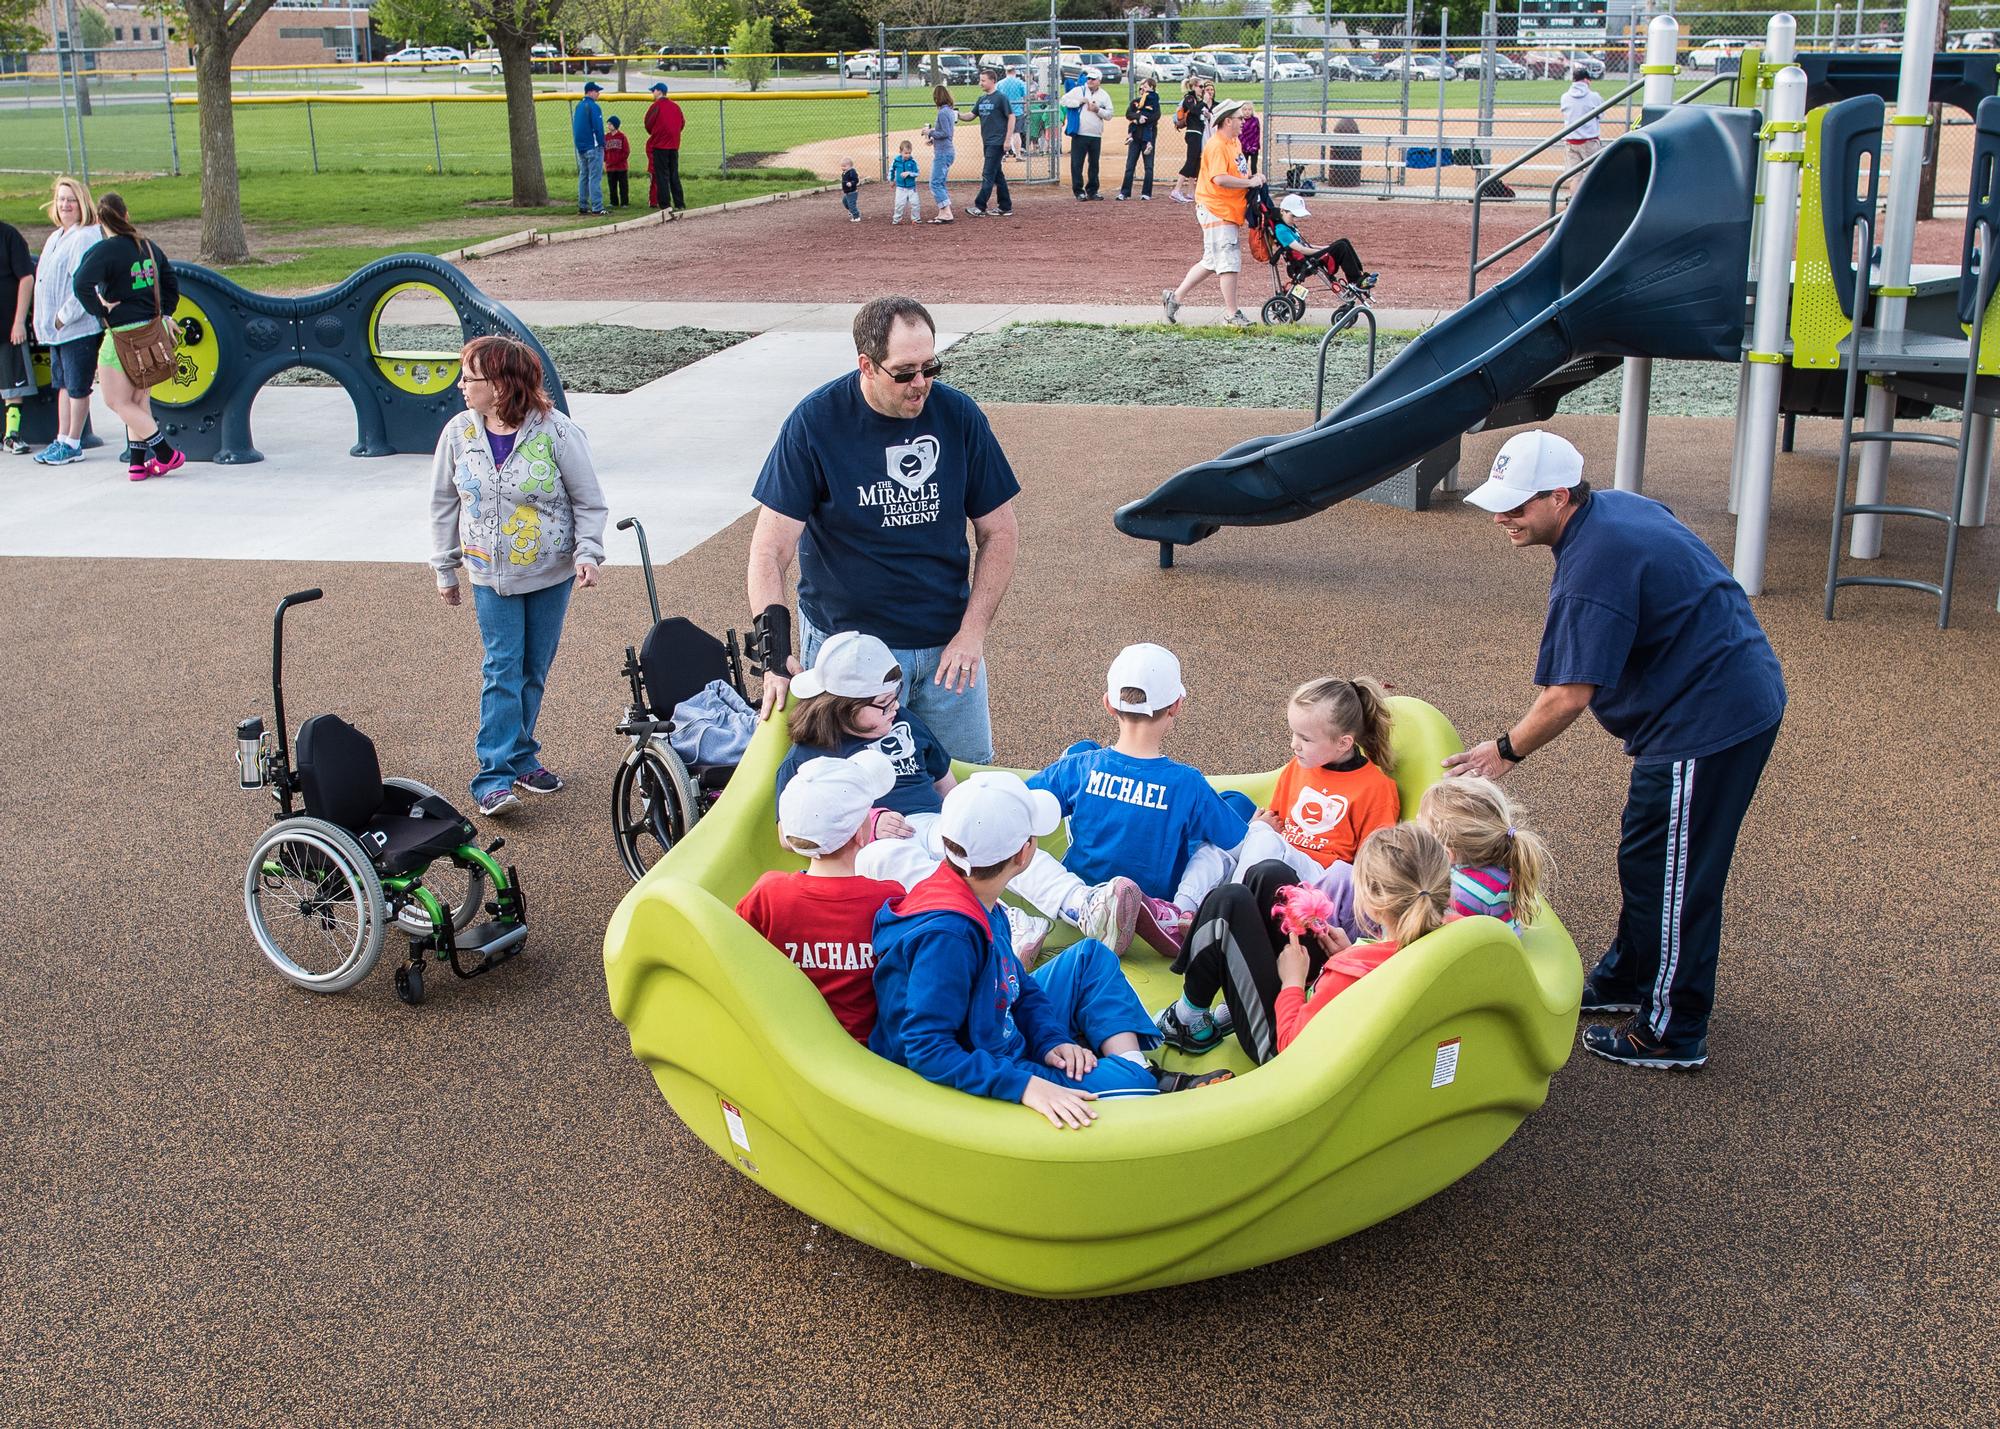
top-left (890, 141), bottom-right (921, 225)
top-left (1031, 644), bottom-right (1251, 958)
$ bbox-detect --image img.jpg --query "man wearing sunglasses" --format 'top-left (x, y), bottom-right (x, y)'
top-left (747, 295), bottom-right (1021, 767)
top-left (1443, 430), bottom-right (1785, 1073)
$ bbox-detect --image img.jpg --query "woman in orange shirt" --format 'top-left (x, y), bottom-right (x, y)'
top-left (1160, 98), bottom-right (1265, 327)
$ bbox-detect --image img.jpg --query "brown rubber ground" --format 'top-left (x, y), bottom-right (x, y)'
top-left (467, 184), bottom-right (1976, 312)
top-left (3, 410), bottom-right (1995, 1425)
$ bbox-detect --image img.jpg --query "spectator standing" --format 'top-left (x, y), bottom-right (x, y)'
top-left (1161, 99), bottom-right (1261, 327)
top-left (1171, 78), bottom-right (1209, 202)
top-left (924, 84), bottom-right (958, 222)
top-left (1240, 102), bottom-right (1262, 176)
top-left (997, 67), bottom-right (1029, 157)
top-left (430, 335), bottom-right (606, 818)
top-left (1560, 67), bottom-right (1604, 167)
top-left (573, 81), bottom-right (607, 216)
top-left (27, 175), bottom-right (102, 464)
top-left (69, 192), bottom-right (184, 480)
top-left (890, 141), bottom-right (922, 224)
top-left (1063, 68), bottom-right (1115, 200)
top-left (969, 68), bottom-right (1015, 218)
top-left (1117, 77), bottom-right (1161, 201)
top-left (603, 115), bottom-right (632, 208)
top-left (0, 218), bottom-right (30, 456)
top-left (645, 80), bottom-right (688, 214)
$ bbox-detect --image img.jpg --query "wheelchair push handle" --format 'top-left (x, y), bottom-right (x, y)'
top-left (267, 588), bottom-right (325, 812)
top-left (618, 517), bottom-right (663, 628)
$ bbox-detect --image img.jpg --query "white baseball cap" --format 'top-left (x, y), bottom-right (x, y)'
top-left (1279, 193), bottom-right (1311, 218)
top-left (791, 630), bottom-right (901, 700)
top-left (937, 772), bottom-right (1062, 872)
top-left (778, 749), bottom-right (897, 856)
top-left (1106, 642), bottom-right (1186, 715)
top-left (1083, 66), bottom-right (1100, 80)
top-left (1464, 430), bottom-right (1585, 513)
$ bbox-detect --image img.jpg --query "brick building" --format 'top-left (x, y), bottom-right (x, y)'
top-left (76, 1), bottom-right (375, 70)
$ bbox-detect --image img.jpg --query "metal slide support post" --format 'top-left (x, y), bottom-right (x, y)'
top-left (1734, 68), bottom-right (1809, 595)
top-left (1851, 0), bottom-right (1941, 557)
top-left (1614, 15), bottom-right (1681, 492)
top-left (1732, 15), bottom-right (1798, 512)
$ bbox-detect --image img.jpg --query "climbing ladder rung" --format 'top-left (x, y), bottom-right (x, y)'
top-left (1830, 575), bottom-right (1947, 598)
top-left (1843, 430), bottom-right (1960, 451)
top-left (1839, 502), bottom-right (1957, 523)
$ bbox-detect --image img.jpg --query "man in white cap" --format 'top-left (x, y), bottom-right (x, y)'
top-left (1162, 98), bottom-right (1265, 326)
top-left (736, 749), bottom-right (906, 1042)
top-left (1062, 67), bottom-right (1115, 199)
top-left (1444, 430), bottom-right (1786, 1071)
top-left (868, 773), bottom-right (1220, 1127)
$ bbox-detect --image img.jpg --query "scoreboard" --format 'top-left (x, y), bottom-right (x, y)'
top-left (1519, 0), bottom-right (1610, 44)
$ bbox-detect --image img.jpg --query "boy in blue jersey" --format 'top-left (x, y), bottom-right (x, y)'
top-left (1030, 644), bottom-right (1251, 958)
top-left (871, 772), bottom-right (1229, 1126)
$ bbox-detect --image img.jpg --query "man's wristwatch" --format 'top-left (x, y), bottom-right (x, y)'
top-left (1495, 731), bottom-right (1522, 764)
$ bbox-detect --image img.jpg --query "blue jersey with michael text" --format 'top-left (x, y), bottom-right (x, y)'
top-left (1536, 490), bottom-right (1786, 764)
top-left (774, 708), bottom-right (954, 817)
top-left (1030, 747), bottom-right (1249, 900)
top-left (752, 372), bottom-right (1020, 650)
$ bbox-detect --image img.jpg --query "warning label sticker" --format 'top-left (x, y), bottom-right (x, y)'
top-left (1431, 1038), bottom-right (1461, 1089)
top-left (720, 1097), bottom-right (751, 1152)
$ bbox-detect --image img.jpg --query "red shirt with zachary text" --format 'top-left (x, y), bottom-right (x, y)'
top-left (735, 870), bottom-right (904, 1042)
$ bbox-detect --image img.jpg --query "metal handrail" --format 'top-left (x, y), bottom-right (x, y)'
top-left (1314, 303), bottom-right (1379, 422)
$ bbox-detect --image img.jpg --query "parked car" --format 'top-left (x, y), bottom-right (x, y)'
top-left (458, 48), bottom-right (502, 74)
top-left (1521, 49), bottom-right (1605, 79)
top-left (920, 50), bottom-right (977, 85)
top-left (1191, 50), bottom-right (1255, 83)
top-left (1074, 52), bottom-right (1122, 81)
top-left (385, 46), bottom-right (429, 65)
top-left (1327, 53), bottom-right (1389, 82)
top-left (1249, 52), bottom-right (1315, 82)
top-left (1951, 30), bottom-right (1998, 50)
top-left (1377, 54), bottom-right (1457, 82)
top-left (844, 49), bottom-right (902, 79)
top-left (978, 52), bottom-right (1030, 77)
top-left (1452, 52), bottom-right (1530, 81)
top-left (1134, 44), bottom-right (1191, 82)
top-left (422, 46), bottom-right (466, 63)
top-left (1684, 41), bottom-right (1740, 72)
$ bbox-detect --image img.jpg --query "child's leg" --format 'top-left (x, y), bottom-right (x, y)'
top-left (1330, 237), bottom-right (1365, 285)
top-left (1307, 858), bottom-right (1365, 939)
top-left (1030, 939), bottom-right (1161, 1096)
top-left (1231, 821), bottom-right (1323, 885)
top-left (854, 810), bottom-right (945, 888)
top-left (1173, 842), bottom-right (1234, 912)
top-left (1174, 882), bottom-right (1288, 1064)
top-left (1006, 847), bottom-right (1088, 923)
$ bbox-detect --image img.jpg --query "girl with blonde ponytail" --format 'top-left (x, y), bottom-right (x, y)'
top-left (1417, 776), bottom-right (1554, 929)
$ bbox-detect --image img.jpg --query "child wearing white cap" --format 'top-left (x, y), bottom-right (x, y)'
top-left (736, 749), bottom-right (908, 1042)
top-left (1028, 643), bottom-right (1251, 957)
top-left (780, 630), bottom-right (1149, 959)
top-left (869, 773), bottom-right (1230, 1125)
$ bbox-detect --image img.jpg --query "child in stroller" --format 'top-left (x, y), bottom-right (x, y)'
top-left (1255, 192), bottom-right (1377, 326)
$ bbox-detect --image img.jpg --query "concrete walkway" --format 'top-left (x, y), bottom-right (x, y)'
top-left (493, 298), bottom-right (1446, 335)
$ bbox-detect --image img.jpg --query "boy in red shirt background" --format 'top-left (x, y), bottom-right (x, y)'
top-left (735, 748), bottom-right (905, 1041)
top-left (603, 116), bottom-right (632, 208)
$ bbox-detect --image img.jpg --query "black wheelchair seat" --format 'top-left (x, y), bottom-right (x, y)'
top-left (296, 714), bottom-right (477, 877)
top-left (638, 617), bottom-right (736, 721)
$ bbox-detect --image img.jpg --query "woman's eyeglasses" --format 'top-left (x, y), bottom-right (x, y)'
top-left (878, 359), bottom-right (943, 385)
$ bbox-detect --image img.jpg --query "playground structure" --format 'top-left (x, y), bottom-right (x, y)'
top-left (152, 253), bottom-right (563, 465)
top-left (1118, 3), bottom-right (1998, 627)
top-left (603, 697), bottom-right (1582, 1299)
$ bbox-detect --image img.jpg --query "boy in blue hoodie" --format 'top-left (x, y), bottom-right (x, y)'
top-left (871, 772), bottom-right (1199, 1127)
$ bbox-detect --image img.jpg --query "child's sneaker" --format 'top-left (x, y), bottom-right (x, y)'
top-left (1003, 905), bottom-right (1052, 967)
top-left (1, 434), bottom-right (30, 455)
top-left (1074, 875), bottom-right (1140, 954)
top-left (1135, 896), bottom-right (1191, 957)
top-left (513, 766), bottom-right (564, 795)
top-left (1153, 1002), bottom-right (1229, 1055)
top-left (477, 788), bottom-right (522, 818)
top-left (144, 449), bottom-right (185, 478)
top-left (1160, 288), bottom-right (1181, 324)
top-left (1155, 1066), bottom-right (1234, 1093)
top-left (1582, 1017), bottom-right (1708, 1070)
top-left (1359, 272), bottom-right (1379, 291)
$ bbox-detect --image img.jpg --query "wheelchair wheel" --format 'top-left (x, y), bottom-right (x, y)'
top-left (1260, 295), bottom-right (1295, 327)
top-left (382, 778), bottom-right (486, 936)
top-left (611, 739), bottom-right (701, 883)
top-left (245, 816), bottom-right (386, 993)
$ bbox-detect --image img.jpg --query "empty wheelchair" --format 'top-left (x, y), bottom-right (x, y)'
top-left (237, 589), bottom-right (529, 1006)
top-left (610, 516), bottom-right (756, 882)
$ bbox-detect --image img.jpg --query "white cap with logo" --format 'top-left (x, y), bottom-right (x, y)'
top-left (1106, 642), bottom-right (1186, 715)
top-left (1464, 429), bottom-right (1585, 513)
top-left (791, 630), bottom-right (901, 700)
top-left (937, 772), bottom-right (1062, 872)
top-left (778, 749), bottom-right (897, 856)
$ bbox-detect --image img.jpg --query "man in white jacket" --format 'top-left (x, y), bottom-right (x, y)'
top-left (1559, 67), bottom-right (1604, 167)
top-left (1064, 68), bottom-right (1116, 200)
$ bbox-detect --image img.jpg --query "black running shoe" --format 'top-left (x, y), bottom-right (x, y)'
top-left (1580, 971), bottom-right (1642, 1014)
top-left (1583, 1018), bottom-right (1708, 1070)
top-left (1155, 1066), bottom-right (1235, 1093)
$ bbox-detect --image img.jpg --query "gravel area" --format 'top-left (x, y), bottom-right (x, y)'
top-left (948, 322), bottom-right (1741, 416)
top-left (272, 324), bottom-right (749, 394)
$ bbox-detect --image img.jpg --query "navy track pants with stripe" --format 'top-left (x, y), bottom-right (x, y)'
top-left (1591, 722), bottom-right (1780, 1045)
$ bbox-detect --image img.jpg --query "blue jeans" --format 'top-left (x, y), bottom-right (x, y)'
top-left (841, 189), bottom-right (859, 218)
top-left (799, 609), bottom-right (994, 765)
top-left (929, 145), bottom-right (954, 207)
top-left (577, 147), bottom-right (604, 212)
top-left (471, 579), bottom-right (574, 800)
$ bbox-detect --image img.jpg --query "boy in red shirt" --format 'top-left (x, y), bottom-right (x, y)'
top-left (735, 748), bottom-right (905, 1041)
top-left (603, 116), bottom-right (632, 208)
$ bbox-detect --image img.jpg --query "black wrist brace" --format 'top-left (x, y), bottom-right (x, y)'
top-left (750, 604), bottom-right (793, 678)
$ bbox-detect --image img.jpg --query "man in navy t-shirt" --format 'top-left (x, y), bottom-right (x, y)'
top-left (747, 295), bottom-right (1021, 765)
top-left (1444, 431), bottom-right (1786, 1071)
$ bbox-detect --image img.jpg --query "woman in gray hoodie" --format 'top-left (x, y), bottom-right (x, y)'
top-left (431, 335), bottom-right (607, 816)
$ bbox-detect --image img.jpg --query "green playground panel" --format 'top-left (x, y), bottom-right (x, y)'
top-left (603, 696), bottom-right (1583, 1298)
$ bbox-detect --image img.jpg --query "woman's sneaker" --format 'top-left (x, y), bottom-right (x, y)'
top-left (1582, 1018), bottom-right (1708, 1070)
top-left (1074, 875), bottom-right (1141, 954)
top-left (33, 439), bottom-right (82, 465)
top-left (513, 766), bottom-right (564, 795)
top-left (1160, 288), bottom-right (1181, 324)
top-left (1153, 1002), bottom-right (1229, 1055)
top-left (143, 449), bottom-right (185, 478)
top-left (477, 788), bottom-right (522, 817)
top-left (1224, 310), bottom-right (1253, 327)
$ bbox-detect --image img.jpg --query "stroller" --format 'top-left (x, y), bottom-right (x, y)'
top-left (1249, 190), bottom-right (1377, 328)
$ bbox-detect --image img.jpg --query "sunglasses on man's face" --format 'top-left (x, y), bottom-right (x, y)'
top-left (877, 358), bottom-right (943, 385)
top-left (1499, 491), bottom-right (1553, 520)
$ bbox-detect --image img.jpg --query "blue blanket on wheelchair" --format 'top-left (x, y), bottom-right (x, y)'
top-left (669, 680), bottom-right (758, 768)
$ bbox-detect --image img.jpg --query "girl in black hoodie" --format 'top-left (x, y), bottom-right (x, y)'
top-left (71, 192), bottom-right (184, 480)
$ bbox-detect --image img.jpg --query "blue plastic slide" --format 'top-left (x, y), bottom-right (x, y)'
top-left (1114, 106), bottom-right (1759, 553)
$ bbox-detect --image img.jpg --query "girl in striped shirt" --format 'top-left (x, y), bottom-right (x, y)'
top-left (1417, 777), bottom-right (1553, 931)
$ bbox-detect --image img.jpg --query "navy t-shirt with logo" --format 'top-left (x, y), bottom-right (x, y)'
top-left (752, 372), bottom-right (1020, 650)
top-left (974, 89), bottom-right (1015, 147)
top-left (1535, 490), bottom-right (1786, 764)
top-left (773, 709), bottom-right (955, 818)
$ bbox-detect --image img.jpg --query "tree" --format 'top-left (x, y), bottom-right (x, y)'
top-left (0, 0), bottom-right (45, 53)
top-left (572, 0), bottom-right (666, 90)
top-left (180, 0), bottom-right (284, 264)
top-left (727, 15), bottom-right (771, 88)
top-left (461, 0), bottom-right (568, 207)
top-left (371, 0), bottom-right (477, 49)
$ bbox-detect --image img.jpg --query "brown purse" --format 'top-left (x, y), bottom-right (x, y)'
top-left (110, 240), bottom-right (177, 390)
